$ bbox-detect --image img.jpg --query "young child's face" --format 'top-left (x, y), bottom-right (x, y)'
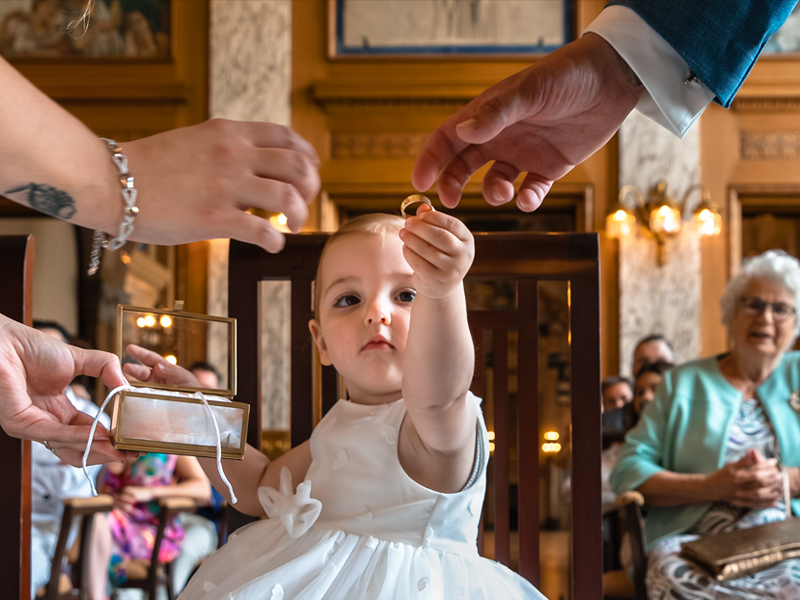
top-left (634, 372), bottom-right (662, 415)
top-left (309, 229), bottom-right (414, 403)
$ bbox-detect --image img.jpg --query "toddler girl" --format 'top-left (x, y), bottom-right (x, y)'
top-left (175, 207), bottom-right (543, 599)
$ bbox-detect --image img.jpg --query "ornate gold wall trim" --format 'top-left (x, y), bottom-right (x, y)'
top-left (733, 97), bottom-right (800, 112)
top-left (740, 131), bottom-right (800, 160)
top-left (331, 132), bottom-right (429, 158)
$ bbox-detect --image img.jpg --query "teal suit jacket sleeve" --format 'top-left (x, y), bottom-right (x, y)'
top-left (606, 0), bottom-right (798, 108)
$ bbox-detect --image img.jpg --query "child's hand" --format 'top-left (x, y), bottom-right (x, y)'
top-left (399, 204), bottom-right (474, 300)
top-left (124, 344), bottom-right (202, 388)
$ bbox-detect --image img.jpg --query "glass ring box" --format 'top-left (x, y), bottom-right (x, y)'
top-left (112, 304), bottom-right (249, 459)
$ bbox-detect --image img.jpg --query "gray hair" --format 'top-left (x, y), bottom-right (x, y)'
top-left (719, 249), bottom-right (800, 337)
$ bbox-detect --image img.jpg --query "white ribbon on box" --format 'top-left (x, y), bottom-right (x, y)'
top-left (82, 384), bottom-right (239, 503)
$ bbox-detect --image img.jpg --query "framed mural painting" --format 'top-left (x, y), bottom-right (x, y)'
top-left (330, 0), bottom-right (570, 58)
top-left (0, 0), bottom-right (171, 60)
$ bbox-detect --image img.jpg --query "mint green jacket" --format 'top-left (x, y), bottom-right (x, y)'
top-left (610, 352), bottom-right (800, 551)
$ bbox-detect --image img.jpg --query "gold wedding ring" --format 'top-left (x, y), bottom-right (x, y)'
top-left (401, 194), bottom-right (433, 218)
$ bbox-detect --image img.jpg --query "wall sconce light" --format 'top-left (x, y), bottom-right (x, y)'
top-left (605, 181), bottom-right (721, 266)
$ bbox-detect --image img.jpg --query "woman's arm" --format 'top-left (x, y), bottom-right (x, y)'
top-left (0, 56), bottom-right (319, 253)
top-left (638, 449), bottom-right (784, 508)
top-left (399, 206), bottom-right (476, 491)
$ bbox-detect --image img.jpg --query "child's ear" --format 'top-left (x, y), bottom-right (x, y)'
top-left (308, 319), bottom-right (333, 366)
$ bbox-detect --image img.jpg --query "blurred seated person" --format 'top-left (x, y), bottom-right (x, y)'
top-left (602, 375), bottom-right (634, 412)
top-left (632, 333), bottom-right (675, 379)
top-left (602, 362), bottom-right (673, 514)
top-left (188, 361), bottom-right (222, 389)
top-left (602, 375), bottom-right (635, 449)
top-left (30, 321), bottom-right (111, 600)
top-left (101, 454), bottom-right (210, 590)
top-left (611, 250), bottom-right (800, 597)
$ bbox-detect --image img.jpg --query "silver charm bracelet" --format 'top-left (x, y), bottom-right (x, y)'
top-left (88, 138), bottom-right (139, 275)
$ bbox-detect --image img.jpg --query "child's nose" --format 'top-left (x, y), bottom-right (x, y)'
top-left (365, 299), bottom-right (391, 325)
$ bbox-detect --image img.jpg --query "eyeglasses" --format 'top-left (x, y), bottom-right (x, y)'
top-left (739, 296), bottom-right (796, 322)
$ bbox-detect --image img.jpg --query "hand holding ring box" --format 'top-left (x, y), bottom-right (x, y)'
top-left (112, 304), bottom-right (249, 459)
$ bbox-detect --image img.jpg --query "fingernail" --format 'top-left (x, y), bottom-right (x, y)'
top-left (157, 363), bottom-right (166, 372)
top-left (492, 188), bottom-right (506, 204)
top-left (457, 118), bottom-right (478, 131)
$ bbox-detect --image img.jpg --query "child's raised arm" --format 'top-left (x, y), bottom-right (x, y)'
top-left (398, 206), bottom-right (477, 490)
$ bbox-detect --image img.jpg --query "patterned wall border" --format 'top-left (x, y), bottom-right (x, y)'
top-left (741, 131), bottom-right (800, 160)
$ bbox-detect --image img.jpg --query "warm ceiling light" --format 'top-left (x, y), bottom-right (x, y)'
top-left (160, 315), bottom-right (172, 328)
top-left (544, 431), bottom-right (560, 441)
top-left (164, 354), bottom-right (177, 365)
top-left (136, 317), bottom-right (146, 328)
top-left (144, 315), bottom-right (156, 327)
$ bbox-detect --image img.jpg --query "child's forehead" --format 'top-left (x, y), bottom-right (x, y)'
top-left (323, 229), bottom-right (402, 262)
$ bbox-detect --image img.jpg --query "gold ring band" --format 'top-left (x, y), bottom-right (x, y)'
top-left (400, 194), bottom-right (433, 218)
top-left (43, 440), bottom-right (58, 455)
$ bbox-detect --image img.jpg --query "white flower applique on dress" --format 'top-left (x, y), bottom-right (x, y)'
top-left (257, 466), bottom-right (322, 538)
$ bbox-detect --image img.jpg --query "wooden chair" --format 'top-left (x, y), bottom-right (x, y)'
top-left (0, 235), bottom-right (35, 600)
top-left (111, 497), bottom-right (197, 600)
top-left (228, 231), bottom-right (603, 598)
top-left (39, 495), bottom-right (115, 600)
top-left (604, 491), bottom-right (648, 600)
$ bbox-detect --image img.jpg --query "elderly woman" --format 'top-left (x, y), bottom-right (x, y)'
top-left (611, 249), bottom-right (800, 598)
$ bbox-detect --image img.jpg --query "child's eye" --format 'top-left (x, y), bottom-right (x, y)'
top-left (334, 294), bottom-right (360, 308)
top-left (396, 290), bottom-right (416, 303)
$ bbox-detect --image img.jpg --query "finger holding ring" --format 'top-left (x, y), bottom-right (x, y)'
top-left (43, 441), bottom-right (58, 455)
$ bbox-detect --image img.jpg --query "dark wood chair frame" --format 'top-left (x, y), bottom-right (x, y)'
top-left (228, 231), bottom-right (603, 598)
top-left (42, 495), bottom-right (115, 600)
top-left (0, 235), bottom-right (35, 600)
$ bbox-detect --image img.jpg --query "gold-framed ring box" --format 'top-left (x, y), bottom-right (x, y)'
top-left (113, 304), bottom-right (248, 459)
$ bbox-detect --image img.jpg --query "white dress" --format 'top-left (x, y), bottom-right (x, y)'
top-left (179, 393), bottom-right (543, 599)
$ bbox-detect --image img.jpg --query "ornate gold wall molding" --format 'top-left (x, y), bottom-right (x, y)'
top-left (733, 97), bottom-right (800, 112)
top-left (331, 132), bottom-right (429, 158)
top-left (741, 130), bottom-right (800, 160)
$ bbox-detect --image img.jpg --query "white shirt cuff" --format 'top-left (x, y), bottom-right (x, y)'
top-left (583, 5), bottom-right (716, 139)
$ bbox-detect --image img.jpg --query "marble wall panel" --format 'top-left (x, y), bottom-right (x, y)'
top-left (207, 0), bottom-right (292, 429)
top-left (618, 110), bottom-right (701, 376)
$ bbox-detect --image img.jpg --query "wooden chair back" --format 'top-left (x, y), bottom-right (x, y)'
top-left (43, 495), bottom-right (115, 600)
top-left (228, 231), bottom-right (602, 598)
top-left (0, 235), bottom-right (35, 600)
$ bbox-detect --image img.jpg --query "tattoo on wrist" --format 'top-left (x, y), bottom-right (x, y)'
top-left (4, 183), bottom-right (77, 220)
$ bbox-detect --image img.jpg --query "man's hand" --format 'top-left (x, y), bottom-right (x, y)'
top-left (0, 313), bottom-right (130, 465)
top-left (398, 204), bottom-right (475, 300)
top-left (412, 33), bottom-right (644, 212)
top-left (122, 119), bottom-right (321, 253)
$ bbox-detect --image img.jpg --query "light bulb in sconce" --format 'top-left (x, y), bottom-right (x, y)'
top-left (160, 315), bottom-right (172, 328)
top-left (605, 207), bottom-right (636, 238)
top-left (144, 314), bottom-right (156, 327)
top-left (649, 203), bottom-right (682, 235)
top-left (693, 203), bottom-right (722, 237)
top-left (164, 354), bottom-right (177, 365)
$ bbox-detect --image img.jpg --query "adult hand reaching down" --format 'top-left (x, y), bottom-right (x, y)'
top-left (411, 33), bottom-right (644, 212)
top-left (0, 312), bottom-right (131, 466)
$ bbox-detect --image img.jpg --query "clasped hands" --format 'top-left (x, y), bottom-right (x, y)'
top-left (707, 448), bottom-right (795, 509)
